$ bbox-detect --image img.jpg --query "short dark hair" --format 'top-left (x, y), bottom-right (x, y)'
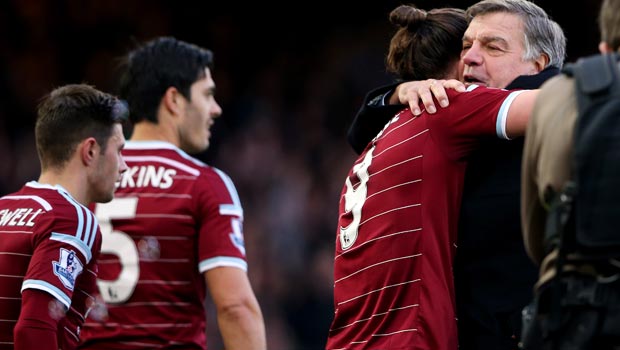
top-left (386, 5), bottom-right (468, 80)
top-left (35, 84), bottom-right (128, 171)
top-left (118, 36), bottom-right (214, 124)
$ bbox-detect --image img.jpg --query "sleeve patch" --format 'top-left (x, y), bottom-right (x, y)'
top-left (52, 248), bottom-right (84, 291)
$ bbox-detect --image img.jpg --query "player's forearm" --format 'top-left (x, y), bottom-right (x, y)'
top-left (15, 290), bottom-right (59, 350)
top-left (14, 321), bottom-right (58, 350)
top-left (218, 300), bottom-right (266, 350)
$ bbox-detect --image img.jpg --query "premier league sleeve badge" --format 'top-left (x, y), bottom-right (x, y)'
top-left (53, 248), bottom-right (84, 291)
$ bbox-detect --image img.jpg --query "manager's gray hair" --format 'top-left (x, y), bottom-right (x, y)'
top-left (467, 0), bottom-right (567, 68)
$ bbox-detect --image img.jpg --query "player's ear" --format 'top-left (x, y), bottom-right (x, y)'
top-left (80, 137), bottom-right (99, 166)
top-left (162, 87), bottom-right (185, 117)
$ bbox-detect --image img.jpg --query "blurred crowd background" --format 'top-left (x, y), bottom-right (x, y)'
top-left (0, 1), bottom-right (602, 349)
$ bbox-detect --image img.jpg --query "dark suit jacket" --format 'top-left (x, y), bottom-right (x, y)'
top-left (346, 67), bottom-right (560, 350)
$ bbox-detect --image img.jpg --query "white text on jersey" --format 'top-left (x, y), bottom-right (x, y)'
top-left (0, 208), bottom-right (45, 227)
top-left (118, 165), bottom-right (177, 189)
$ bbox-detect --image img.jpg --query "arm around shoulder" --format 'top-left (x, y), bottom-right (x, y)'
top-left (348, 83), bottom-right (404, 154)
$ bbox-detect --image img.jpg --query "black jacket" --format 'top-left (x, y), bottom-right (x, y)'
top-left (346, 67), bottom-right (560, 350)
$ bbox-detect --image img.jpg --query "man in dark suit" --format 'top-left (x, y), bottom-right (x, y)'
top-left (346, 1), bottom-right (566, 349)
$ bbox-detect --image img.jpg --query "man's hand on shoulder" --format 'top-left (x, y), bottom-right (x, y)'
top-left (392, 79), bottom-right (466, 115)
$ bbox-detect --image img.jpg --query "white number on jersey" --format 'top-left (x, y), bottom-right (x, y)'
top-left (94, 197), bottom-right (139, 304)
top-left (339, 146), bottom-right (374, 250)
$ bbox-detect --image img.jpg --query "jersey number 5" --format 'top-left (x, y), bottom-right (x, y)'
top-left (94, 197), bottom-right (139, 304)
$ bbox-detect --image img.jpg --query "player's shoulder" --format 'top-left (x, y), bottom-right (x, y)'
top-left (123, 140), bottom-right (237, 186)
top-left (5, 182), bottom-right (84, 212)
top-left (123, 140), bottom-right (212, 175)
top-left (3, 182), bottom-right (95, 232)
top-left (457, 84), bottom-right (509, 96)
top-left (448, 84), bottom-right (520, 110)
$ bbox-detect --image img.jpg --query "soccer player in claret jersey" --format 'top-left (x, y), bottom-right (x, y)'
top-left (79, 37), bottom-right (266, 350)
top-left (326, 5), bottom-right (539, 350)
top-left (0, 84), bottom-right (128, 350)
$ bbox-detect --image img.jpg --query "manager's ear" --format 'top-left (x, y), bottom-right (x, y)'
top-left (534, 53), bottom-right (550, 72)
top-left (599, 41), bottom-right (613, 54)
top-left (80, 137), bottom-right (99, 166)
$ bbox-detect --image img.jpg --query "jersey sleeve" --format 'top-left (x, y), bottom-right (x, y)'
top-left (58, 229), bottom-right (102, 348)
top-left (195, 167), bottom-right (248, 273)
top-left (429, 85), bottom-right (525, 161)
top-left (22, 201), bottom-right (100, 310)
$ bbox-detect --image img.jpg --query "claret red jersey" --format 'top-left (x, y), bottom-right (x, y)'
top-left (0, 182), bottom-right (101, 350)
top-left (80, 141), bottom-right (248, 350)
top-left (327, 86), bottom-right (525, 350)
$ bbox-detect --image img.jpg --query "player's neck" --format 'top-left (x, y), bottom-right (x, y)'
top-left (130, 121), bottom-right (180, 148)
top-left (38, 166), bottom-right (89, 205)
